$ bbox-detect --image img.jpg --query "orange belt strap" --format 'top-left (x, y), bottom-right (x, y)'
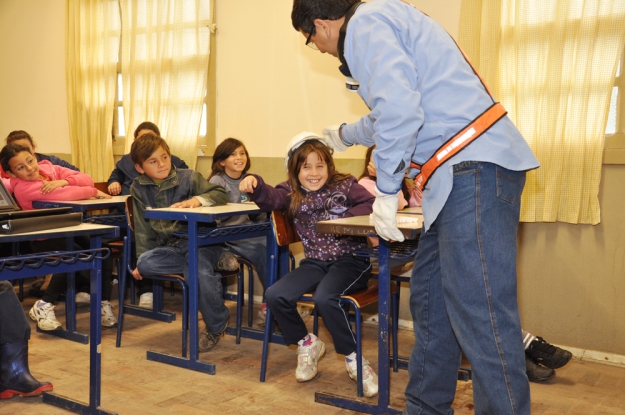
top-left (412, 102), bottom-right (507, 191)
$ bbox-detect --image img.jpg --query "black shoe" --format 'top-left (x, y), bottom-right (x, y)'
top-left (199, 327), bottom-right (226, 352)
top-left (0, 341), bottom-right (53, 399)
top-left (525, 355), bottom-right (555, 382)
top-left (526, 336), bottom-right (572, 369)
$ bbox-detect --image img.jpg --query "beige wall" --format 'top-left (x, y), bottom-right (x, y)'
top-left (1, 0), bottom-right (624, 359)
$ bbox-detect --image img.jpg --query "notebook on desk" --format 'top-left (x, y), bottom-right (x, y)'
top-left (0, 180), bottom-right (83, 234)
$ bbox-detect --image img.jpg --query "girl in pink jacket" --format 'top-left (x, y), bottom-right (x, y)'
top-left (0, 143), bottom-right (109, 210)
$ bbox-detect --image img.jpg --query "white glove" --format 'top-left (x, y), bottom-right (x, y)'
top-left (373, 187), bottom-right (405, 242)
top-left (322, 125), bottom-right (349, 152)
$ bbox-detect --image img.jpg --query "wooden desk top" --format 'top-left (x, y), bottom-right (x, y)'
top-left (316, 214), bottom-right (421, 240)
top-left (0, 223), bottom-right (119, 241)
top-left (145, 202), bottom-right (264, 222)
top-left (34, 195), bottom-right (128, 206)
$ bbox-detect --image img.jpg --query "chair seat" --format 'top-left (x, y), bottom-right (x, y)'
top-left (300, 281), bottom-right (396, 309)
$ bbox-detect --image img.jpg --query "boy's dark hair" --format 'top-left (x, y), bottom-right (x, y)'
top-left (130, 133), bottom-right (170, 166)
top-left (133, 122), bottom-right (160, 139)
top-left (0, 143), bottom-right (33, 173)
top-left (6, 130), bottom-right (35, 147)
top-left (286, 139), bottom-right (350, 220)
top-left (208, 138), bottom-right (251, 180)
top-left (291, 0), bottom-right (359, 34)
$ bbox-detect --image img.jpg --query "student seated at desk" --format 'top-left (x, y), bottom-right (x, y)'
top-left (107, 121), bottom-right (188, 197)
top-left (128, 133), bottom-right (230, 352)
top-left (0, 143), bottom-right (117, 331)
top-left (2, 130), bottom-right (79, 177)
top-left (239, 132), bottom-right (378, 397)
top-left (0, 281), bottom-right (53, 399)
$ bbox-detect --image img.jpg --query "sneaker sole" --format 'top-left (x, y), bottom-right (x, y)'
top-left (296, 343), bottom-right (326, 383)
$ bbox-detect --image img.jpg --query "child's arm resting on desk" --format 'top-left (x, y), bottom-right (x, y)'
top-left (343, 177), bottom-right (375, 217)
top-left (191, 171), bottom-right (229, 207)
top-left (240, 174), bottom-right (290, 211)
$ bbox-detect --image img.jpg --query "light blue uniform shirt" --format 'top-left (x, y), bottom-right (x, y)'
top-left (340, 0), bottom-right (539, 230)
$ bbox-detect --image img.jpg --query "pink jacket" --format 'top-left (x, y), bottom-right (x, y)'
top-left (10, 160), bottom-right (96, 210)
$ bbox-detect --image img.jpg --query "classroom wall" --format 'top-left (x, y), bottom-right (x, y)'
top-left (1, 0), bottom-right (624, 361)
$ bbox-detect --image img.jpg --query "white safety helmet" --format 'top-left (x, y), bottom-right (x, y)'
top-left (284, 131), bottom-right (330, 171)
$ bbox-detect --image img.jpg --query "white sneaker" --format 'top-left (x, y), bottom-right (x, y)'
top-left (29, 300), bottom-right (62, 331)
top-left (139, 292), bottom-right (153, 309)
top-left (101, 301), bottom-right (118, 328)
top-left (345, 356), bottom-right (379, 397)
top-left (75, 292), bottom-right (90, 307)
top-left (295, 336), bottom-right (325, 382)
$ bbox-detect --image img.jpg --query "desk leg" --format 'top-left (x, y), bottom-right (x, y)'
top-left (315, 239), bottom-right (401, 415)
top-left (145, 220), bottom-right (216, 374)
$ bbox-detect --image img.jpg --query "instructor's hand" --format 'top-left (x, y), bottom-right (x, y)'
top-left (373, 188), bottom-right (405, 242)
top-left (322, 125), bottom-right (349, 152)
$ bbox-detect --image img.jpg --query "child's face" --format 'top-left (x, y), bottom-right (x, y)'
top-left (135, 145), bottom-right (172, 181)
top-left (8, 151), bottom-right (39, 180)
top-left (297, 151), bottom-right (328, 192)
top-left (11, 139), bottom-right (36, 153)
top-left (219, 145), bottom-right (247, 179)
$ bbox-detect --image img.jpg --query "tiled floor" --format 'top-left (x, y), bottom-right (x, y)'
top-left (1, 285), bottom-right (624, 415)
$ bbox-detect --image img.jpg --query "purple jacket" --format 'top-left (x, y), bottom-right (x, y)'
top-left (247, 175), bottom-right (374, 261)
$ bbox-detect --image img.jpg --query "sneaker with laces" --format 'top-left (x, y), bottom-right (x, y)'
top-left (216, 251), bottom-right (239, 271)
top-left (295, 337), bottom-right (325, 382)
top-left (138, 292), bottom-right (153, 309)
top-left (257, 304), bottom-right (267, 324)
top-left (525, 355), bottom-right (555, 382)
top-left (526, 336), bottom-right (572, 369)
top-left (345, 356), bottom-right (379, 397)
top-left (75, 292), bottom-right (90, 307)
top-left (199, 327), bottom-right (226, 352)
top-left (29, 301), bottom-right (62, 331)
top-left (101, 301), bottom-right (118, 328)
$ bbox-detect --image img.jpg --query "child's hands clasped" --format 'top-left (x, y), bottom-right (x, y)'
top-left (39, 179), bottom-right (69, 194)
top-left (170, 198), bottom-right (201, 209)
top-left (239, 176), bottom-right (257, 193)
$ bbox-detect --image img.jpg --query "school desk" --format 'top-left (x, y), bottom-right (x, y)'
top-left (0, 223), bottom-right (120, 415)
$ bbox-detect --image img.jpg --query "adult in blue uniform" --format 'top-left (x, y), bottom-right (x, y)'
top-left (291, 1), bottom-right (539, 414)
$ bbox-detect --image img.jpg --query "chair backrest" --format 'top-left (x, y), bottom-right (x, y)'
top-left (94, 182), bottom-right (110, 194)
top-left (125, 196), bottom-right (135, 233)
top-left (271, 210), bottom-right (300, 247)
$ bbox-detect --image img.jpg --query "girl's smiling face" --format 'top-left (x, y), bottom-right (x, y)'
top-left (8, 151), bottom-right (40, 181)
top-left (219, 145), bottom-right (248, 179)
top-left (297, 151), bottom-right (328, 192)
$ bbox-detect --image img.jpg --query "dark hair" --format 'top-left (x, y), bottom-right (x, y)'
top-left (208, 138), bottom-right (251, 180)
top-left (286, 139), bottom-right (350, 220)
top-left (0, 143), bottom-right (33, 173)
top-left (130, 133), bottom-right (170, 166)
top-left (133, 122), bottom-right (160, 139)
top-left (359, 145), bottom-right (411, 202)
top-left (291, 0), bottom-right (359, 34)
top-left (6, 130), bottom-right (35, 147)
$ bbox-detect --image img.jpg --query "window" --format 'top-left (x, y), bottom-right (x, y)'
top-left (604, 46), bottom-right (625, 163)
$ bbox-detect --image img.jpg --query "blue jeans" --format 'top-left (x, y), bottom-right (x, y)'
top-left (404, 162), bottom-right (530, 415)
top-left (226, 237), bottom-right (268, 295)
top-left (136, 240), bottom-right (229, 334)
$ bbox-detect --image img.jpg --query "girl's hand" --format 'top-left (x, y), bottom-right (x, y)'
top-left (94, 190), bottom-right (112, 199)
top-left (367, 160), bottom-right (377, 177)
top-left (239, 176), bottom-right (257, 193)
top-left (40, 180), bottom-right (69, 194)
top-left (171, 198), bottom-right (201, 208)
top-left (131, 267), bottom-right (143, 280)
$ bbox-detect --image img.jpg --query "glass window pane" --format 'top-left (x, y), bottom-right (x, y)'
top-left (606, 87), bottom-right (617, 135)
top-left (117, 106), bottom-right (126, 137)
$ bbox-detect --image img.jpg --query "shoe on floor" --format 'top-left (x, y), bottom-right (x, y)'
top-left (258, 304), bottom-right (267, 324)
top-left (101, 301), bottom-right (118, 328)
top-left (525, 355), bottom-right (555, 382)
top-left (295, 336), bottom-right (325, 382)
top-left (75, 292), bottom-right (90, 307)
top-left (29, 301), bottom-right (62, 331)
top-left (199, 327), bottom-right (226, 352)
top-left (526, 336), bottom-right (572, 369)
top-left (345, 356), bottom-right (379, 397)
top-left (138, 292), bottom-right (153, 309)
top-left (297, 304), bottom-right (313, 322)
top-left (217, 251), bottom-right (239, 271)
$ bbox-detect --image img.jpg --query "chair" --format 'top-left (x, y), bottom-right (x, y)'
top-left (260, 210), bottom-right (399, 397)
top-left (115, 197), bottom-right (252, 355)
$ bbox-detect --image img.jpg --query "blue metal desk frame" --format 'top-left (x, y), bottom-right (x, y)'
top-left (143, 203), bottom-right (277, 375)
top-left (0, 223), bottom-right (119, 415)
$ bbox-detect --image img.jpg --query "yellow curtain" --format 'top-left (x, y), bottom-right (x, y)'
top-left (459, 0), bottom-right (625, 224)
top-left (119, 0), bottom-right (212, 170)
top-left (66, 0), bottom-right (119, 182)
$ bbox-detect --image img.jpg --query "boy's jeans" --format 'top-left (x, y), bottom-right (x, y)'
top-left (404, 162), bottom-right (530, 415)
top-left (136, 239), bottom-right (229, 334)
